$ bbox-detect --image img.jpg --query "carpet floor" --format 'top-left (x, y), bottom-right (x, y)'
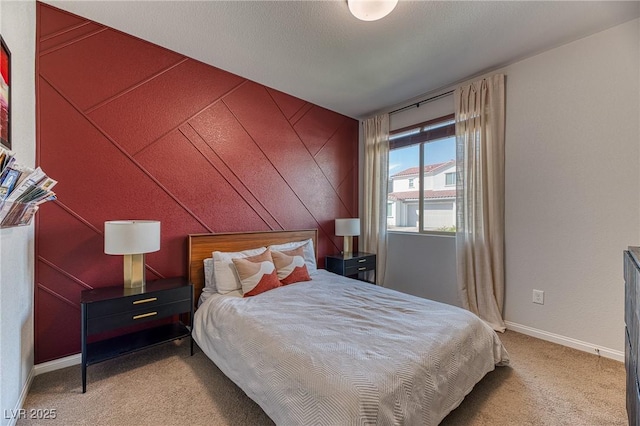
top-left (17, 330), bottom-right (626, 425)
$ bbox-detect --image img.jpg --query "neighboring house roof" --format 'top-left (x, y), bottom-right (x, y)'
top-left (390, 160), bottom-right (455, 178)
top-left (388, 189), bottom-right (456, 201)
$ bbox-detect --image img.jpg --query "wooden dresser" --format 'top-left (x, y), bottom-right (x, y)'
top-left (625, 247), bottom-right (640, 425)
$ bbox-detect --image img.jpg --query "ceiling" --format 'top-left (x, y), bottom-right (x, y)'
top-left (43, 1), bottom-right (639, 119)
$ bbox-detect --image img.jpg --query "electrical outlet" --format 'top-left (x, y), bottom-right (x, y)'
top-left (533, 289), bottom-right (544, 305)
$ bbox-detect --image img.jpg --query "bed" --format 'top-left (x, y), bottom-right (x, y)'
top-left (188, 229), bottom-right (509, 425)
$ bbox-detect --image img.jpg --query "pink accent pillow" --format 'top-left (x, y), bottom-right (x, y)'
top-left (268, 238), bottom-right (316, 273)
top-left (213, 246), bottom-right (267, 294)
top-left (232, 249), bottom-right (281, 297)
top-left (271, 247), bottom-right (311, 285)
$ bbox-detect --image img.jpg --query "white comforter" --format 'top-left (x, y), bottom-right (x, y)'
top-left (193, 270), bottom-right (509, 425)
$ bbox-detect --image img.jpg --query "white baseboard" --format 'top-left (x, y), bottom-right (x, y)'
top-left (505, 321), bottom-right (624, 362)
top-left (5, 356), bottom-right (79, 425)
top-left (33, 353), bottom-right (81, 376)
top-left (6, 368), bottom-right (35, 426)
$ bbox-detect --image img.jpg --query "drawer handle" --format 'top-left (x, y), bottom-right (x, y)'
top-left (133, 297), bottom-right (157, 305)
top-left (358, 267), bottom-right (367, 271)
top-left (133, 312), bottom-right (157, 320)
top-left (358, 259), bottom-right (367, 263)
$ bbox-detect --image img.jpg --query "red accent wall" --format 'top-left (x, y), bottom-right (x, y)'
top-left (35, 3), bottom-right (358, 363)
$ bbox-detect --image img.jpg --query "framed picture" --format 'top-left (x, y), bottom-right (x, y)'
top-left (1, 37), bottom-right (10, 150)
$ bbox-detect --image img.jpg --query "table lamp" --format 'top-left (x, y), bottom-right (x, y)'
top-left (104, 220), bottom-right (160, 288)
top-left (335, 218), bottom-right (360, 256)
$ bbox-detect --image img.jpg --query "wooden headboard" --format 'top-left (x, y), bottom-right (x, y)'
top-left (187, 229), bottom-right (318, 308)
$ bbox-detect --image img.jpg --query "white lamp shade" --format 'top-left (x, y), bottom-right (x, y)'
top-left (348, 0), bottom-right (398, 21)
top-left (104, 220), bottom-right (161, 255)
top-left (335, 218), bottom-right (361, 236)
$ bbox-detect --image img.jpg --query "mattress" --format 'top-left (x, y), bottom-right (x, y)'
top-left (193, 269), bottom-right (509, 425)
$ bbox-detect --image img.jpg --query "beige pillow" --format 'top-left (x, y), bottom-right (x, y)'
top-left (232, 249), bottom-right (281, 297)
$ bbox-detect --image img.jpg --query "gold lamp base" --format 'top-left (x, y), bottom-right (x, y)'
top-left (343, 236), bottom-right (354, 257)
top-left (123, 253), bottom-right (146, 288)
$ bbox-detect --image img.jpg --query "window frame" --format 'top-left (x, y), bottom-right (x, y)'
top-left (389, 113), bottom-right (455, 151)
top-left (445, 172), bottom-right (456, 186)
top-left (389, 114), bottom-right (456, 236)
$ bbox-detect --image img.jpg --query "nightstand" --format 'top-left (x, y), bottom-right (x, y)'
top-left (80, 277), bottom-right (193, 393)
top-left (325, 252), bottom-right (377, 283)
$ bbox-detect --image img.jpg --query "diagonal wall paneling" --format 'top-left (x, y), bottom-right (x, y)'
top-left (35, 2), bottom-right (359, 363)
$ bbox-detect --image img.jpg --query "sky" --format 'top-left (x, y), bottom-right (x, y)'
top-left (388, 136), bottom-right (456, 177)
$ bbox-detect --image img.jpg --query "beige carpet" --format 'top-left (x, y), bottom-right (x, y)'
top-left (18, 330), bottom-right (626, 425)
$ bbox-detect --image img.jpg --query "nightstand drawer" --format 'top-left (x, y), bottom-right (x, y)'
top-left (325, 252), bottom-right (377, 284)
top-left (85, 286), bottom-right (191, 319)
top-left (345, 262), bottom-right (375, 276)
top-left (86, 299), bottom-right (192, 334)
top-left (344, 256), bottom-right (376, 269)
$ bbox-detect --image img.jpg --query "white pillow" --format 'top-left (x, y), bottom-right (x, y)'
top-left (213, 247), bottom-right (267, 294)
top-left (204, 257), bottom-right (215, 291)
top-left (268, 239), bottom-right (316, 273)
top-left (198, 258), bottom-right (216, 306)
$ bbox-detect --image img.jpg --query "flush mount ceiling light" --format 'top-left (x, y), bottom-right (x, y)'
top-left (348, 0), bottom-right (398, 21)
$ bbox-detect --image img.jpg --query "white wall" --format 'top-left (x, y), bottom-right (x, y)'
top-left (0, 1), bottom-right (37, 424)
top-left (503, 18), bottom-right (639, 354)
top-left (386, 233), bottom-right (460, 306)
top-left (383, 18), bottom-right (640, 357)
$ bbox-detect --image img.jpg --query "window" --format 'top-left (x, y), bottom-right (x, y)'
top-left (445, 172), bottom-right (456, 186)
top-left (388, 114), bottom-right (456, 234)
top-left (387, 202), bottom-right (393, 218)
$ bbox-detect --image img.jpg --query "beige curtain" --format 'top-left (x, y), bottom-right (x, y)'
top-left (362, 114), bottom-right (389, 285)
top-left (455, 74), bottom-right (506, 332)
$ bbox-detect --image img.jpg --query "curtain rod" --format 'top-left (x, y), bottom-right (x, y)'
top-left (388, 90), bottom-right (455, 116)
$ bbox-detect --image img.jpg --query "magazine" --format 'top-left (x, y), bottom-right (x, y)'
top-left (0, 147), bottom-right (57, 227)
